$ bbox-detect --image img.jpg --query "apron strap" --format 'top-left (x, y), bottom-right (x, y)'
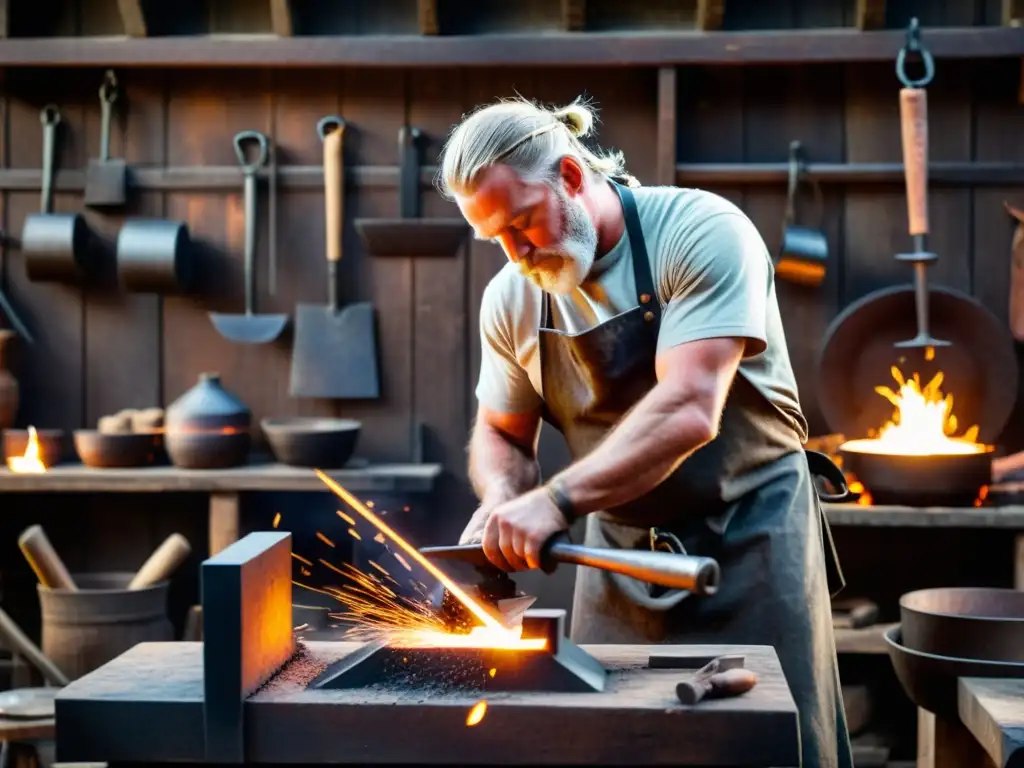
top-left (540, 181), bottom-right (660, 332)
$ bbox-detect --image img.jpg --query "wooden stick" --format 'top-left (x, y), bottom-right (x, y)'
top-left (0, 606), bottom-right (69, 686)
top-left (696, 0), bottom-right (725, 31)
top-left (116, 0), bottom-right (147, 37)
top-left (269, 0), bottom-right (293, 36)
top-left (855, 0), bottom-right (886, 30)
top-left (18, 524), bottom-right (77, 590)
top-left (129, 533), bottom-right (193, 590)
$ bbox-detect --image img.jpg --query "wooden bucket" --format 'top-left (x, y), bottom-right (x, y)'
top-left (37, 572), bottom-right (174, 681)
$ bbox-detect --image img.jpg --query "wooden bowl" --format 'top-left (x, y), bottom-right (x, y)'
top-left (3, 428), bottom-right (66, 468)
top-left (73, 430), bottom-right (164, 469)
top-left (261, 418), bottom-right (361, 469)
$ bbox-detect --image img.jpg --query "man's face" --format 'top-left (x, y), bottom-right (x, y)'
top-left (455, 163), bottom-right (599, 294)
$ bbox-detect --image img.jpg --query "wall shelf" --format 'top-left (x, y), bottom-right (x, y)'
top-left (0, 27), bottom-right (1017, 68)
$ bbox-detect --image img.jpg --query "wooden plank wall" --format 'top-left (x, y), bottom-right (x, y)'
top-left (0, 0), bottom-right (1021, 643)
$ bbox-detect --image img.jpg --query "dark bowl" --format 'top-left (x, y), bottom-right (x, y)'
top-left (73, 429), bottom-right (164, 469)
top-left (261, 418), bottom-right (361, 469)
top-left (900, 587), bottom-right (1024, 663)
top-left (3, 428), bottom-right (66, 468)
top-left (164, 430), bottom-right (250, 470)
top-left (884, 625), bottom-right (1024, 720)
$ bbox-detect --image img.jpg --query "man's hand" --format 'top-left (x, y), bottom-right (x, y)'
top-left (458, 501), bottom-right (497, 545)
top-left (482, 486), bottom-right (570, 572)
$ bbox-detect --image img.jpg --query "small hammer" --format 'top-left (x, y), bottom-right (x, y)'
top-left (676, 654), bottom-right (759, 705)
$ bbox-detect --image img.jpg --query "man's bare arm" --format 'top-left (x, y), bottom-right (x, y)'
top-left (468, 405), bottom-right (544, 505)
top-left (549, 337), bottom-right (745, 516)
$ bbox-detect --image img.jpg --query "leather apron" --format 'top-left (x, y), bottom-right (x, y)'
top-left (537, 182), bottom-right (854, 768)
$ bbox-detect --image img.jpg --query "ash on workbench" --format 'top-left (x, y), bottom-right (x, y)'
top-left (255, 642), bottom-right (328, 693)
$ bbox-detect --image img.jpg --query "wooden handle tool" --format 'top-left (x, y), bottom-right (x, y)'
top-left (323, 121), bottom-right (345, 267)
top-left (128, 533), bottom-right (192, 590)
top-left (676, 668), bottom-right (759, 706)
top-left (18, 524), bottom-right (77, 591)
top-left (899, 87), bottom-right (929, 238)
top-left (0, 605), bottom-right (69, 687)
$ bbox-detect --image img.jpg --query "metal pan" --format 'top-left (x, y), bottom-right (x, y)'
top-left (22, 105), bottom-right (90, 284)
top-left (900, 587), bottom-right (1024, 663)
top-left (817, 284), bottom-right (1018, 447)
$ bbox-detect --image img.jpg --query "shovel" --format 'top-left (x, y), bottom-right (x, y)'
top-left (209, 130), bottom-right (289, 345)
top-left (288, 116), bottom-right (380, 399)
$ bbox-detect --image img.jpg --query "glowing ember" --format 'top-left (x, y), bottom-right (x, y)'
top-left (842, 367), bottom-right (990, 457)
top-left (7, 426), bottom-right (47, 473)
top-left (466, 700), bottom-right (488, 726)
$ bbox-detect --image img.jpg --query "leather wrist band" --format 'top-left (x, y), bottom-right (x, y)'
top-left (546, 479), bottom-right (577, 524)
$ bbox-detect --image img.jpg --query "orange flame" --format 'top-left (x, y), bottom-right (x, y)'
top-left (7, 426), bottom-right (47, 473)
top-left (466, 700), bottom-right (487, 726)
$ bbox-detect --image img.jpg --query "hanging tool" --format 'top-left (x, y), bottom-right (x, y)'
top-left (21, 105), bottom-right (89, 284)
top-left (209, 130), bottom-right (288, 344)
top-left (893, 19), bottom-right (949, 351)
top-left (84, 70), bottom-right (128, 208)
top-left (676, 655), bottom-right (758, 705)
top-left (289, 116), bottom-right (380, 399)
top-left (420, 532), bottom-right (720, 631)
top-left (775, 140), bottom-right (829, 288)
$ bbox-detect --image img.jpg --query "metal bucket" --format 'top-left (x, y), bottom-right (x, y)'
top-left (37, 572), bottom-right (174, 681)
top-left (116, 218), bottom-right (195, 294)
top-left (22, 105), bottom-right (92, 284)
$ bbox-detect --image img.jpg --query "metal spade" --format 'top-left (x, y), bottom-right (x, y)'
top-left (209, 130), bottom-right (289, 344)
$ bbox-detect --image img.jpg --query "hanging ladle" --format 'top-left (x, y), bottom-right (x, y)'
top-left (893, 18), bottom-right (949, 351)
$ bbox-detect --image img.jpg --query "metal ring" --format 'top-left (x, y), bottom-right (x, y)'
top-left (232, 130), bottom-right (269, 173)
top-left (316, 115), bottom-right (346, 141)
top-left (39, 104), bottom-right (61, 126)
top-left (895, 17), bottom-right (935, 89)
top-left (99, 69), bottom-right (119, 104)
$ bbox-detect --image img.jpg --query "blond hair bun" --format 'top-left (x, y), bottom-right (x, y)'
top-left (551, 101), bottom-right (594, 138)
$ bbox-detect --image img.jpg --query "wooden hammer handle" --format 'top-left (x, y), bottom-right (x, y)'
top-left (677, 668), bottom-right (759, 705)
top-left (128, 533), bottom-right (192, 590)
top-left (18, 524), bottom-right (77, 590)
top-left (899, 87), bottom-right (929, 237)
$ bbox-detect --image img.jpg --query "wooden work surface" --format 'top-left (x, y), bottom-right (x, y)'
top-left (958, 678), bottom-right (1024, 768)
top-left (55, 641), bottom-right (799, 766)
top-left (0, 462), bottom-right (442, 493)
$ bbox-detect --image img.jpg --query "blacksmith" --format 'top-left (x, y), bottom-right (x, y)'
top-left (436, 96), bottom-right (853, 768)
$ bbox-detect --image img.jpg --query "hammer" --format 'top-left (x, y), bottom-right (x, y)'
top-left (676, 654), bottom-right (759, 705)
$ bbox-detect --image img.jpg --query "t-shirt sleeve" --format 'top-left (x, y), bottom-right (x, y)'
top-left (657, 211), bottom-right (772, 359)
top-left (474, 280), bottom-right (542, 414)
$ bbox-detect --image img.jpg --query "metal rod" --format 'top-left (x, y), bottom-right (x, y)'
top-left (545, 541), bottom-right (721, 596)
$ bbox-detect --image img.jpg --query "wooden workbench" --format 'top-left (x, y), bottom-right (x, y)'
top-left (54, 640), bottom-right (800, 766)
top-left (0, 460), bottom-right (443, 555)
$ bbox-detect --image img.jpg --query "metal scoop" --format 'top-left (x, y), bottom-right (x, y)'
top-left (209, 130), bottom-right (289, 344)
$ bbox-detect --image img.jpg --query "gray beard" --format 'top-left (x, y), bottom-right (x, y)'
top-left (520, 192), bottom-right (598, 295)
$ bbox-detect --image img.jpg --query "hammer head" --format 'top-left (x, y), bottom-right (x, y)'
top-left (420, 545), bottom-right (537, 633)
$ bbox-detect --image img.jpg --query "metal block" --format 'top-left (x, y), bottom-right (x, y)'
top-left (201, 531), bottom-right (294, 763)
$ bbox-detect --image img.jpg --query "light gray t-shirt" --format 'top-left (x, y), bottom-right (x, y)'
top-left (475, 185), bottom-right (808, 445)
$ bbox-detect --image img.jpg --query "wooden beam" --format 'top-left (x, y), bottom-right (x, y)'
top-left (656, 67), bottom-right (677, 186)
top-left (269, 0), bottom-right (293, 36)
top-left (854, 0), bottom-right (885, 30)
top-left (695, 0), bottom-right (725, 31)
top-left (561, 0), bottom-right (586, 31)
top-left (417, 0), bottom-right (438, 35)
top-left (116, 0), bottom-right (148, 37)
top-left (0, 27), bottom-right (1018, 68)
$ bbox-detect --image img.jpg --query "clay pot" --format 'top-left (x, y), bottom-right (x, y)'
top-left (0, 329), bottom-right (18, 429)
top-left (164, 373), bottom-right (251, 469)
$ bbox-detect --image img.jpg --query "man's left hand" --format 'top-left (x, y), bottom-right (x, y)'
top-left (481, 486), bottom-right (570, 572)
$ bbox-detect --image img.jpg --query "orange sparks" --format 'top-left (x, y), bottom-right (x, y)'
top-left (393, 552), bottom-right (412, 572)
top-left (292, 552), bottom-right (313, 567)
top-left (368, 560), bottom-right (392, 578)
top-left (337, 510), bottom-right (355, 526)
top-left (316, 532), bottom-right (335, 548)
top-left (374, 532), bottom-right (386, 544)
top-left (272, 512), bottom-right (282, 528)
top-left (466, 701), bottom-right (487, 726)
top-left (315, 470), bottom-right (513, 635)
top-left (488, 668), bottom-right (497, 678)
top-left (347, 528), bottom-right (362, 541)
top-left (366, 500), bottom-right (375, 508)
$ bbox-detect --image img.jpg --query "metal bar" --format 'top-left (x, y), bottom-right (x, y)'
top-left (201, 531), bottom-right (294, 763)
top-left (0, 160), bottom-right (1020, 194)
top-left (0, 27), bottom-right (1018, 67)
